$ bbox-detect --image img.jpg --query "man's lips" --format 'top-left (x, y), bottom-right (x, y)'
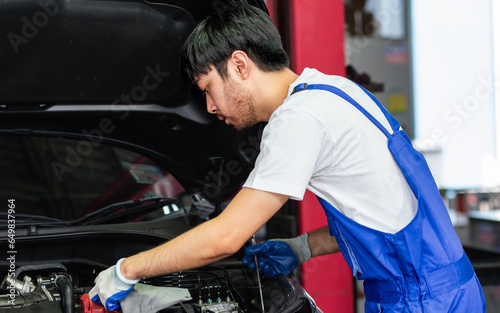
top-left (217, 114), bottom-right (231, 125)
top-left (217, 114), bottom-right (230, 125)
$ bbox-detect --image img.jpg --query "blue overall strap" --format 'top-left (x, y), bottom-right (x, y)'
top-left (292, 83), bottom-right (400, 137)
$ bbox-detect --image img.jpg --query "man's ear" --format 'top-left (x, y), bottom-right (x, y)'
top-left (229, 50), bottom-right (250, 80)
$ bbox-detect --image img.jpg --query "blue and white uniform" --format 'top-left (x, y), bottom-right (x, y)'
top-left (243, 68), bottom-right (485, 312)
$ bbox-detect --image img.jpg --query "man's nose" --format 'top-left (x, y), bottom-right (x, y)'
top-left (206, 95), bottom-right (216, 114)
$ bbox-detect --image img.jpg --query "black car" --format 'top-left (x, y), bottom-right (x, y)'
top-left (0, 1), bottom-right (322, 312)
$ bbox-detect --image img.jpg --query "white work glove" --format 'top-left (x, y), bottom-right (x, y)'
top-left (120, 283), bottom-right (192, 313)
top-left (89, 258), bottom-right (140, 311)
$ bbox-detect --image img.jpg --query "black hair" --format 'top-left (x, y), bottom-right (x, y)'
top-left (181, 2), bottom-right (289, 83)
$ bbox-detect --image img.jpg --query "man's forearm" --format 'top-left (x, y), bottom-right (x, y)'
top-left (120, 218), bottom-right (233, 280)
top-left (119, 188), bottom-right (289, 280)
top-left (308, 226), bottom-right (340, 257)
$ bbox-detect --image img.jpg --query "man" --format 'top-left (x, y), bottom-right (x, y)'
top-left (90, 3), bottom-right (486, 312)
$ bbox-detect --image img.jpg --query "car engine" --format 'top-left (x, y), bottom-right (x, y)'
top-left (0, 261), bottom-right (308, 313)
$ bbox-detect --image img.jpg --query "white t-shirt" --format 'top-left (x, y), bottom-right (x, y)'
top-left (243, 68), bottom-right (417, 234)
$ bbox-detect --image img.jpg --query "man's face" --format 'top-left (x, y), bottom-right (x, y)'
top-left (195, 67), bottom-right (258, 132)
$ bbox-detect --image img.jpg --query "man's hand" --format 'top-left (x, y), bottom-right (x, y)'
top-left (89, 258), bottom-right (140, 311)
top-left (242, 234), bottom-right (311, 278)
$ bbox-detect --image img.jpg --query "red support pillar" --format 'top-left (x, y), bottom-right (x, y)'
top-left (288, 1), bottom-right (354, 312)
top-left (289, 0), bottom-right (346, 76)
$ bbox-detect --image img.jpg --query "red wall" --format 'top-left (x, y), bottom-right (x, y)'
top-left (289, 0), bottom-right (346, 76)
top-left (288, 1), bottom-right (354, 312)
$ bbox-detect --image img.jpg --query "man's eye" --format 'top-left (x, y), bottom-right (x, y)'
top-left (201, 88), bottom-right (208, 96)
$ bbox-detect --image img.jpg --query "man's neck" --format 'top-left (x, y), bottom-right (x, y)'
top-left (252, 68), bottom-right (299, 122)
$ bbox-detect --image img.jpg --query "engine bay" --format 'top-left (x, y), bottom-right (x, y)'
top-left (0, 206), bottom-right (316, 313)
top-left (0, 261), bottom-right (308, 313)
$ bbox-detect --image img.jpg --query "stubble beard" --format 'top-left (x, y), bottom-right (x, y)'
top-left (224, 78), bottom-right (258, 132)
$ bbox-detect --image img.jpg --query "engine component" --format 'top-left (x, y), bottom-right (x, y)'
top-left (0, 288), bottom-right (54, 309)
top-left (0, 274), bottom-right (58, 309)
top-left (0, 301), bottom-right (64, 313)
top-left (0, 270), bottom-right (73, 313)
top-left (4, 276), bottom-right (35, 294)
top-left (80, 293), bottom-right (118, 313)
top-left (55, 274), bottom-right (74, 313)
top-left (194, 301), bottom-right (241, 313)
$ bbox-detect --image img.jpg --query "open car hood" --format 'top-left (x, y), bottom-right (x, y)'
top-left (0, 0), bottom-right (266, 200)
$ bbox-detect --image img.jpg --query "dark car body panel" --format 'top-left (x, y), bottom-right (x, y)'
top-left (0, 0), bottom-right (265, 199)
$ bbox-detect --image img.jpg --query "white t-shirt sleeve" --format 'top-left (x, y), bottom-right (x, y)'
top-left (243, 107), bottom-right (331, 201)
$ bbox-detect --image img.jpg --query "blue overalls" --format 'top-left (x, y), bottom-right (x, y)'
top-left (292, 83), bottom-right (486, 312)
